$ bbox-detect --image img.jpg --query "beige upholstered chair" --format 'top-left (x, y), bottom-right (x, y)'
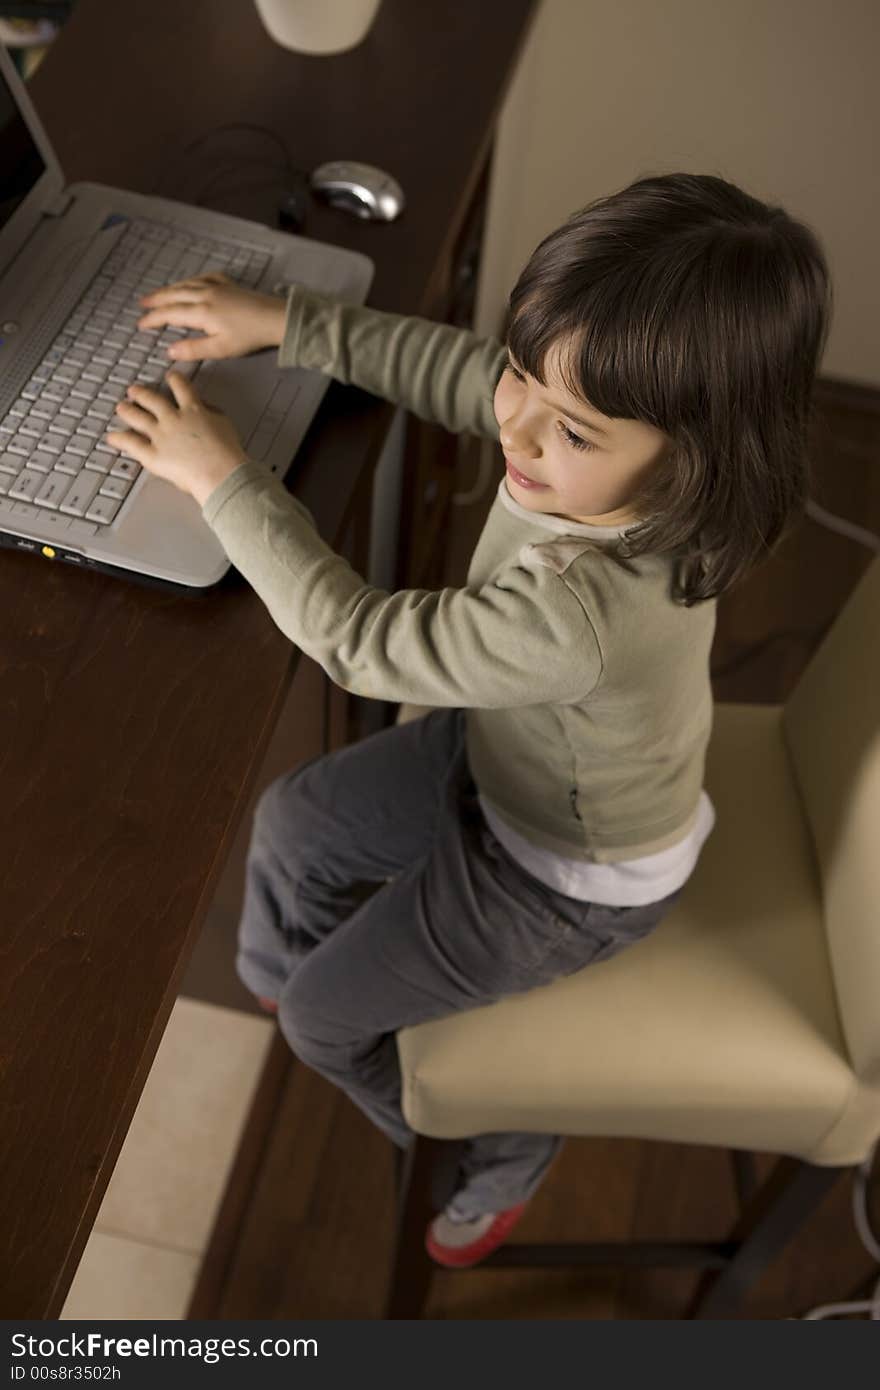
top-left (385, 554), bottom-right (880, 1318)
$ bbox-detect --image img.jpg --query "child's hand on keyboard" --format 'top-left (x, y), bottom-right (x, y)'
top-left (106, 371), bottom-right (247, 508)
top-left (137, 273), bottom-right (287, 362)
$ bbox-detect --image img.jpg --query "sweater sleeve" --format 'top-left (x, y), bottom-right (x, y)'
top-left (277, 285), bottom-right (505, 441)
top-left (201, 462), bottom-right (603, 707)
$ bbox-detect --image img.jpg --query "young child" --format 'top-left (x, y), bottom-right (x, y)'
top-left (108, 172), bottom-right (832, 1268)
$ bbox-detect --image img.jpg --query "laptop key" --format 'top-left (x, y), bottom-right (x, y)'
top-left (98, 474), bottom-right (132, 499)
top-left (28, 452), bottom-right (56, 474)
top-left (35, 472), bottom-right (73, 508)
top-left (9, 470), bottom-right (44, 502)
top-left (121, 242), bottom-right (157, 279)
top-left (55, 454), bottom-right (83, 476)
top-left (60, 471), bottom-right (102, 516)
top-left (85, 493), bottom-right (122, 526)
top-left (110, 458), bottom-right (141, 480)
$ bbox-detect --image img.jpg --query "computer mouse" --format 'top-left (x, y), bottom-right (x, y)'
top-left (310, 161), bottom-right (405, 222)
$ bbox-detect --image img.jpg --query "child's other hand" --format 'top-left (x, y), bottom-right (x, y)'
top-left (137, 273), bottom-right (287, 361)
top-left (107, 372), bottom-right (247, 507)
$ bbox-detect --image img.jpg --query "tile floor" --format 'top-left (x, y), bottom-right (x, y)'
top-left (59, 996), bottom-right (273, 1320)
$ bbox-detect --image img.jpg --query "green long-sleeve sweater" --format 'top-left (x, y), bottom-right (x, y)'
top-left (201, 287), bottom-right (717, 863)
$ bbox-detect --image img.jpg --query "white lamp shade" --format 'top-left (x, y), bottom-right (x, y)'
top-left (254, 0), bottom-right (383, 54)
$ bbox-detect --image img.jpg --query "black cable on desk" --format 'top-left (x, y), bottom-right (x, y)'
top-left (154, 123), bottom-right (311, 232)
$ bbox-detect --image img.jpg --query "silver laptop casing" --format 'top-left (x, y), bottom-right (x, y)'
top-left (0, 43), bottom-right (373, 592)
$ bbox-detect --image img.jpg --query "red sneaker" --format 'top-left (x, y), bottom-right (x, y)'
top-left (425, 1201), bottom-right (529, 1268)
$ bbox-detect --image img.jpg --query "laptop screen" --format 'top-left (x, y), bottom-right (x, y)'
top-left (0, 65), bottom-right (47, 232)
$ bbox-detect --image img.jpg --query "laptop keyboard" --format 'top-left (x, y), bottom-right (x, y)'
top-left (0, 216), bottom-right (270, 532)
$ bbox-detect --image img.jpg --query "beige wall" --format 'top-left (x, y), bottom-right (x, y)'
top-left (474, 0), bottom-right (879, 388)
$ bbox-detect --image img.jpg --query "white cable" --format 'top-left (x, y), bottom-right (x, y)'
top-left (854, 1145), bottom-right (880, 1262)
top-left (805, 497), bottom-right (880, 553)
top-left (799, 1140), bottom-right (880, 1319)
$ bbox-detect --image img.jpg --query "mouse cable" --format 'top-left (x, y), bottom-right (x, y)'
top-left (155, 122), bottom-right (309, 197)
top-left (154, 123), bottom-right (312, 225)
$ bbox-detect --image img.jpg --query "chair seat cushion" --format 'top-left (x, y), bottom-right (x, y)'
top-left (398, 703), bottom-right (873, 1163)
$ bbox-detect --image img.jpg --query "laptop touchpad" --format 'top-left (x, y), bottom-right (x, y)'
top-left (193, 351), bottom-right (281, 448)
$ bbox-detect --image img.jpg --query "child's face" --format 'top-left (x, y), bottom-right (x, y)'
top-left (493, 340), bottom-right (672, 527)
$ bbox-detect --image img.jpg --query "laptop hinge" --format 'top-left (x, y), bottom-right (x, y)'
top-left (44, 190), bottom-right (74, 218)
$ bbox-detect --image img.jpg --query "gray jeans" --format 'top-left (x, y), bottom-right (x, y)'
top-left (236, 706), bottom-right (683, 1219)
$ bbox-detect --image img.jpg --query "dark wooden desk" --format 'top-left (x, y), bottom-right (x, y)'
top-left (0, 0), bottom-right (537, 1318)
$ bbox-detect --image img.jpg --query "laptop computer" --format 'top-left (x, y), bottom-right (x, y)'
top-left (0, 42), bottom-right (374, 593)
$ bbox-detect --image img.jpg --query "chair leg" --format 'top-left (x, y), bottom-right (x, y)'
top-left (384, 1136), bottom-right (463, 1318)
top-left (687, 1156), bottom-right (848, 1318)
top-left (728, 1148), bottom-right (760, 1209)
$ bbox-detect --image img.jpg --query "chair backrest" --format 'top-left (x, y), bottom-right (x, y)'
top-left (781, 553), bottom-right (880, 1087)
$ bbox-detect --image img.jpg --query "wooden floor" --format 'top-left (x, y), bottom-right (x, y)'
top-left (180, 383), bottom-right (880, 1318)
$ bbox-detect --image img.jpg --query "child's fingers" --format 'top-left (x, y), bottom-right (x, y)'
top-left (138, 304), bottom-right (208, 331)
top-left (164, 369), bottom-right (200, 410)
top-left (139, 285), bottom-right (209, 308)
top-left (165, 334), bottom-right (228, 361)
top-left (113, 399), bottom-right (159, 432)
top-left (139, 273), bottom-right (230, 306)
top-left (124, 382), bottom-right (175, 419)
top-left (105, 428), bottom-right (150, 461)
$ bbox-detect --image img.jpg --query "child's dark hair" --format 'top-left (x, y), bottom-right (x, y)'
top-left (506, 172), bottom-right (833, 606)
